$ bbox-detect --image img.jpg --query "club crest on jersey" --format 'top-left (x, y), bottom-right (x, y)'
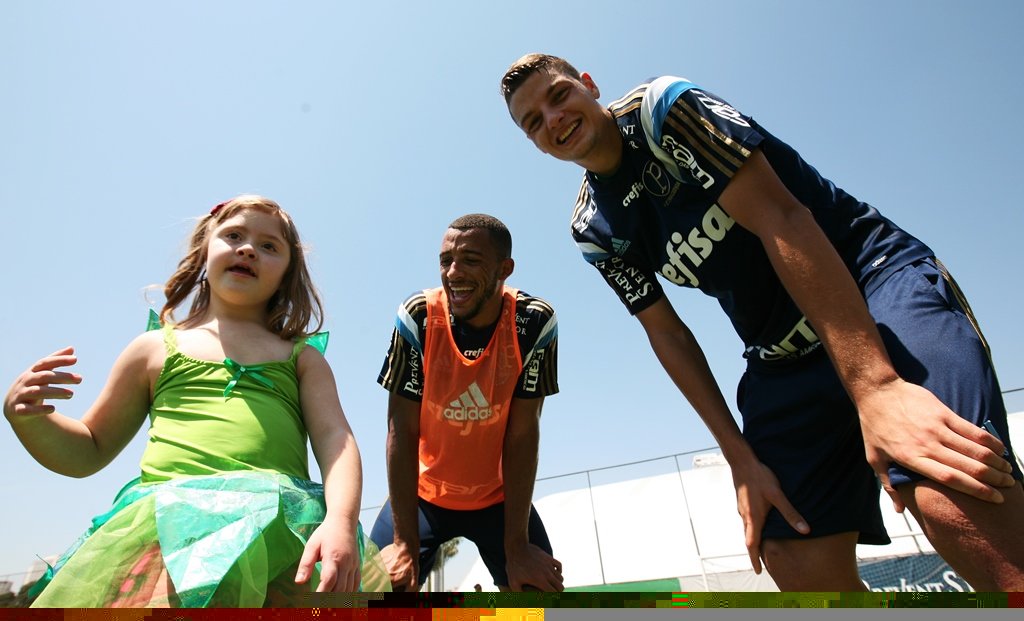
top-left (642, 161), bottom-right (672, 198)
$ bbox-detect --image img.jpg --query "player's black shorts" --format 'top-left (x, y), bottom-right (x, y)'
top-left (737, 257), bottom-right (1019, 543)
top-left (369, 497), bottom-right (553, 588)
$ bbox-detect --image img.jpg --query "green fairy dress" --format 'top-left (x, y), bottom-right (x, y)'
top-left (31, 318), bottom-right (389, 607)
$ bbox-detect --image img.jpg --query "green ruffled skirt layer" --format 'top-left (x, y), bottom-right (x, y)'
top-left (31, 472), bottom-right (390, 607)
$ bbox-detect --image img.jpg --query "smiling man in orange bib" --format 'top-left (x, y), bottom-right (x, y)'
top-left (370, 214), bottom-right (563, 592)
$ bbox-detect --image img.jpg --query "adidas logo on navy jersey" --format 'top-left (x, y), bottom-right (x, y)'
top-left (611, 238), bottom-right (631, 255)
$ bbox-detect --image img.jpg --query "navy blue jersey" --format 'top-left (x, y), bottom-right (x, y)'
top-left (572, 77), bottom-right (933, 362)
top-left (378, 289), bottom-right (559, 400)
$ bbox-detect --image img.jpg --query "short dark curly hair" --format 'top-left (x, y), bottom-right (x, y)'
top-left (447, 213), bottom-right (512, 259)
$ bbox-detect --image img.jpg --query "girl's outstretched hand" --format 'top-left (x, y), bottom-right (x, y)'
top-left (295, 517), bottom-right (361, 593)
top-left (4, 347), bottom-right (81, 419)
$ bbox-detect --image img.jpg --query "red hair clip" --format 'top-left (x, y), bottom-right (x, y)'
top-left (210, 201), bottom-right (228, 216)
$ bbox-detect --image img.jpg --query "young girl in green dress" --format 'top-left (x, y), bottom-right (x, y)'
top-left (4, 195), bottom-right (387, 606)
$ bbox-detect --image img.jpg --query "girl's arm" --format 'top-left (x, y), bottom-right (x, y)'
top-left (294, 346), bottom-right (363, 593)
top-left (3, 333), bottom-right (160, 478)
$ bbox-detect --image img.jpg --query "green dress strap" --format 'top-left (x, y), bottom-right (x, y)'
top-left (147, 310), bottom-right (179, 355)
top-left (146, 308), bottom-right (162, 332)
top-left (295, 332), bottom-right (329, 358)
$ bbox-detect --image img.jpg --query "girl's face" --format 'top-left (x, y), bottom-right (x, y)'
top-left (204, 208), bottom-right (292, 310)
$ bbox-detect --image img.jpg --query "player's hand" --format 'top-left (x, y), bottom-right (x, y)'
top-left (295, 517), bottom-right (361, 592)
top-left (504, 543), bottom-right (564, 592)
top-left (730, 458), bottom-right (810, 574)
top-left (858, 379), bottom-right (1014, 510)
top-left (4, 347), bottom-right (81, 421)
top-left (380, 542), bottom-right (419, 592)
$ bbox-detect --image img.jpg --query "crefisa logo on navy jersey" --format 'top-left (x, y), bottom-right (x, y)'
top-left (660, 204), bottom-right (735, 288)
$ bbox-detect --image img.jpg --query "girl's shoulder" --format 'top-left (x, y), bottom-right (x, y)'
top-left (119, 328), bottom-right (169, 377)
top-left (294, 332), bottom-right (332, 381)
top-left (127, 327), bottom-right (167, 354)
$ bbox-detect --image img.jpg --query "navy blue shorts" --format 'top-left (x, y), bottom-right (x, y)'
top-left (369, 497), bottom-right (553, 588)
top-left (738, 258), bottom-right (1019, 544)
top-left (869, 258), bottom-right (1020, 486)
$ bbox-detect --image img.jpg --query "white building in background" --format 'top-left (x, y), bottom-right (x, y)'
top-left (453, 412), bottom-right (1024, 592)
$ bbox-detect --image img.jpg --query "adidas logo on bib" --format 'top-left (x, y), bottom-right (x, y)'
top-left (443, 382), bottom-right (493, 421)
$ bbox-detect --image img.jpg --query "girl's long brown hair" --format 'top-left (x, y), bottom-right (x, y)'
top-left (160, 195), bottom-right (324, 340)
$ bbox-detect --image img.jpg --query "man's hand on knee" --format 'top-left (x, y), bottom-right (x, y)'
top-left (858, 380), bottom-right (1014, 506)
top-left (380, 543), bottom-right (419, 592)
top-left (505, 543), bottom-right (564, 592)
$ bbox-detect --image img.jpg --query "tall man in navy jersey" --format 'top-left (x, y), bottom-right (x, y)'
top-left (500, 53), bottom-right (1024, 591)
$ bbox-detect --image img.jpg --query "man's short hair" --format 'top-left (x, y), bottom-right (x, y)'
top-left (500, 53), bottom-right (582, 105)
top-left (448, 213), bottom-right (512, 259)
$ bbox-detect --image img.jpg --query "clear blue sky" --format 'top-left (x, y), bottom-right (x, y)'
top-left (2, 0), bottom-right (1023, 586)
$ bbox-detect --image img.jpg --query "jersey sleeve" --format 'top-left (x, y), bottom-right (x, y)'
top-left (513, 293), bottom-right (560, 398)
top-left (376, 291), bottom-right (427, 401)
top-left (589, 253), bottom-right (664, 316)
top-left (571, 188), bottom-right (666, 316)
top-left (640, 76), bottom-right (765, 200)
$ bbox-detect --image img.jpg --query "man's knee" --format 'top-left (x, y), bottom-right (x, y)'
top-left (762, 533), bottom-right (864, 591)
top-left (899, 480), bottom-right (1024, 590)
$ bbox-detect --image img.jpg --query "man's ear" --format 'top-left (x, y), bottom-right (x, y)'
top-left (581, 72), bottom-right (600, 99)
top-left (499, 257), bottom-right (515, 281)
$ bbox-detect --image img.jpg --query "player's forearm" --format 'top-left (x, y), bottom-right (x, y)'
top-left (502, 420), bottom-right (540, 551)
top-left (760, 206), bottom-right (900, 402)
top-left (386, 424), bottom-right (421, 551)
top-left (720, 150), bottom-right (900, 403)
top-left (643, 323), bottom-right (755, 465)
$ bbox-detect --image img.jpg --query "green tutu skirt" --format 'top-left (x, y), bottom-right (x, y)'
top-left (31, 471), bottom-right (390, 607)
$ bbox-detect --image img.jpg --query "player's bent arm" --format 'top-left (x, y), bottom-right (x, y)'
top-left (634, 297), bottom-right (753, 464)
top-left (502, 396), bottom-right (563, 591)
top-left (717, 149), bottom-right (899, 401)
top-left (385, 392), bottom-right (422, 577)
top-left (636, 297), bottom-right (810, 571)
top-left (502, 397), bottom-right (543, 552)
top-left (297, 348), bottom-right (362, 592)
top-left (5, 333), bottom-right (159, 478)
top-left (718, 149), bottom-right (1013, 497)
